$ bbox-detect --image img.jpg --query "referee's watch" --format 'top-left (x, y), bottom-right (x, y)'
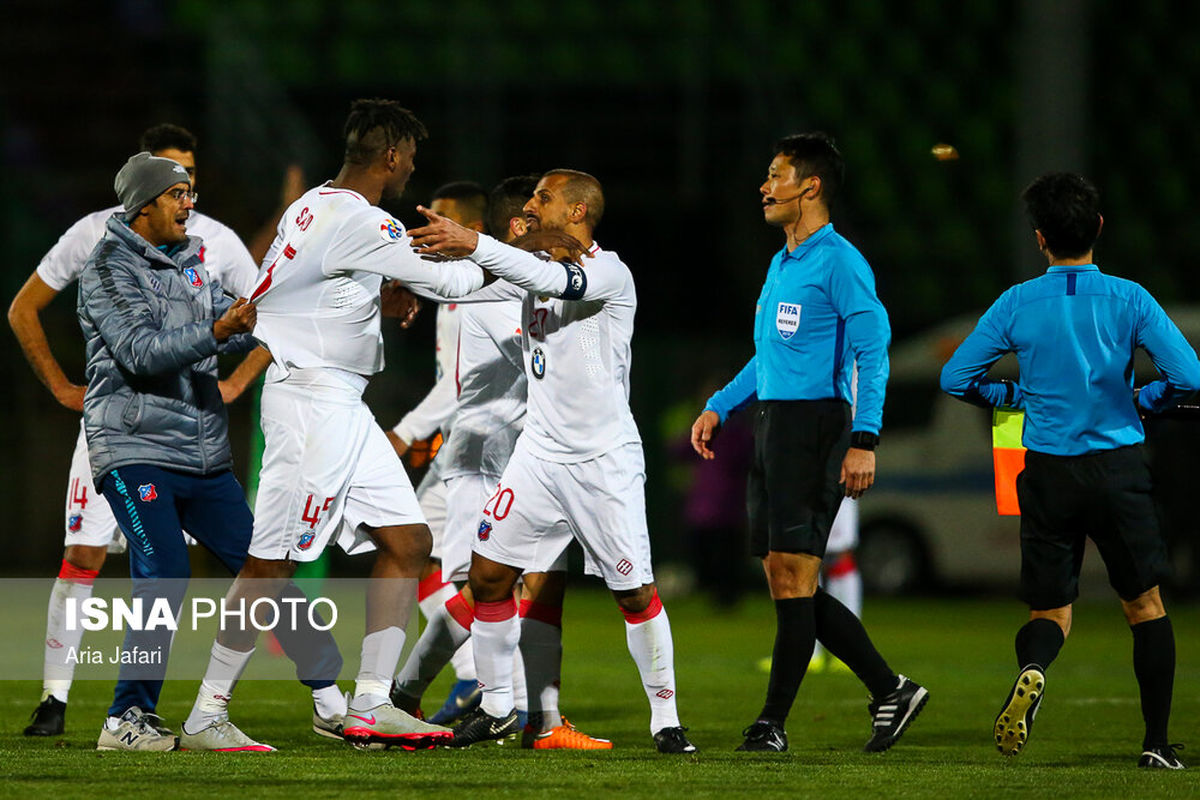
top-left (850, 431), bottom-right (879, 451)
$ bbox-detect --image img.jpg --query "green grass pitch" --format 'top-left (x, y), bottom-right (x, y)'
top-left (1, 590), bottom-right (1197, 798)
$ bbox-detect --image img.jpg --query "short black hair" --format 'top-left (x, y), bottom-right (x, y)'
top-left (139, 124), bottom-right (197, 154)
top-left (433, 181), bottom-right (488, 225)
top-left (1022, 172), bottom-right (1101, 259)
top-left (487, 174), bottom-right (540, 238)
top-left (343, 99), bottom-right (428, 166)
top-left (773, 132), bottom-right (844, 207)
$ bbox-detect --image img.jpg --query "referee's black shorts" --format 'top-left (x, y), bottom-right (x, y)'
top-left (747, 399), bottom-right (850, 559)
top-left (1017, 444), bottom-right (1169, 610)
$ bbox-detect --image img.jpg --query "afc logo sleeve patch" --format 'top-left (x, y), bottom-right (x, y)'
top-left (379, 218), bottom-right (405, 242)
top-left (776, 302), bottom-right (801, 339)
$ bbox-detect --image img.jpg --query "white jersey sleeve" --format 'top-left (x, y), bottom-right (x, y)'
top-left (393, 304), bottom-right (461, 442)
top-left (470, 234), bottom-right (630, 303)
top-left (35, 209), bottom-right (115, 291)
top-left (327, 209), bottom-right (485, 297)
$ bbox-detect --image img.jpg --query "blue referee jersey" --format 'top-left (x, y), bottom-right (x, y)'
top-left (940, 264), bottom-right (1200, 456)
top-left (705, 224), bottom-right (891, 434)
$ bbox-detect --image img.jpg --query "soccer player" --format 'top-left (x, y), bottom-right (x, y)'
top-left (407, 169), bottom-right (696, 754)
top-left (691, 133), bottom-right (927, 753)
top-left (386, 181), bottom-right (490, 724)
top-left (8, 124), bottom-right (267, 737)
top-left (392, 175), bottom-right (611, 749)
top-left (180, 99), bottom-right (486, 751)
top-left (941, 172), bottom-right (1200, 769)
top-left (78, 151), bottom-right (341, 751)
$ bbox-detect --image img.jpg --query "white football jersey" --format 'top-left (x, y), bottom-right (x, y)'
top-left (250, 184), bottom-right (484, 377)
top-left (393, 303), bottom-right (460, 443)
top-left (437, 297), bottom-right (526, 479)
top-left (36, 206), bottom-right (258, 297)
top-left (464, 235), bottom-right (641, 463)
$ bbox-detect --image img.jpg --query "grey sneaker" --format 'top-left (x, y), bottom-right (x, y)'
top-left (96, 707), bottom-right (179, 752)
top-left (342, 700), bottom-right (452, 750)
top-left (180, 718), bottom-right (276, 752)
top-left (313, 692), bottom-right (349, 740)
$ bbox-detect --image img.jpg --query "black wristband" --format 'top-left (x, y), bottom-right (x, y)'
top-left (850, 431), bottom-right (879, 451)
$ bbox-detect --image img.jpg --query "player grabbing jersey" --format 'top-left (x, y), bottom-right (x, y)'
top-left (181, 99), bottom-right (487, 752)
top-left (8, 124), bottom-right (264, 737)
top-left (407, 169), bottom-right (695, 754)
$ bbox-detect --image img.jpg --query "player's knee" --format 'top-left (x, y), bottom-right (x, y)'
top-left (63, 544), bottom-right (107, 572)
top-left (467, 557), bottom-right (518, 603)
top-left (613, 583), bottom-right (656, 615)
top-left (1030, 606), bottom-right (1072, 637)
top-left (762, 551), bottom-right (819, 598)
top-left (1121, 586), bottom-right (1165, 625)
top-left (373, 523), bottom-right (433, 565)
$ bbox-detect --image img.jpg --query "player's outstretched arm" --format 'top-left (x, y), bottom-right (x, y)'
top-left (219, 345), bottom-right (272, 404)
top-left (8, 271), bottom-right (85, 411)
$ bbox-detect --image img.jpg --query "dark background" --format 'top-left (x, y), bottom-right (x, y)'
top-left (2, 0), bottom-right (1197, 579)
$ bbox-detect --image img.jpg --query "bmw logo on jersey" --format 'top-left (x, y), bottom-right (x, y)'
top-left (531, 347), bottom-right (546, 379)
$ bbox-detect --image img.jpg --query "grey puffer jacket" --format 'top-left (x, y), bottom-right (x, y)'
top-left (77, 214), bottom-right (258, 485)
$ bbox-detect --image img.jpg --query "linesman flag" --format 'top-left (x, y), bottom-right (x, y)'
top-left (992, 408), bottom-right (1025, 516)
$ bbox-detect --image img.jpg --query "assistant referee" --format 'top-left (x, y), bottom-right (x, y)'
top-left (691, 133), bottom-right (926, 754)
top-left (941, 172), bottom-right (1200, 769)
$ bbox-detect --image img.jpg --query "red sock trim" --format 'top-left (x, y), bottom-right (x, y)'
top-left (826, 551), bottom-right (858, 579)
top-left (418, 570), bottom-right (446, 601)
top-left (59, 559), bottom-right (99, 586)
top-left (445, 593), bottom-right (475, 630)
top-left (519, 599), bottom-right (563, 628)
top-left (474, 597), bottom-right (517, 623)
top-left (621, 589), bottom-right (663, 624)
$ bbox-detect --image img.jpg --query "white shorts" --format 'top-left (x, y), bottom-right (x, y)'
top-left (416, 459), bottom-right (447, 560)
top-left (63, 420), bottom-right (126, 552)
top-left (249, 371), bottom-right (426, 563)
top-left (472, 440), bottom-right (652, 591)
top-left (827, 497), bottom-right (859, 554)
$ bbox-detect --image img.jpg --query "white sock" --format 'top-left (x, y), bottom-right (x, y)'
top-left (394, 597), bottom-right (472, 699)
top-left (186, 641), bottom-right (255, 731)
top-left (826, 555), bottom-right (863, 618)
top-left (473, 599), bottom-right (519, 718)
top-left (418, 577), bottom-right (457, 622)
top-left (449, 638), bottom-right (477, 682)
top-left (312, 685), bottom-right (346, 719)
top-left (512, 644), bottom-right (528, 715)
top-left (520, 617), bottom-right (563, 730)
top-left (43, 575), bottom-right (96, 703)
top-left (624, 597), bottom-right (681, 734)
top-left (353, 626), bottom-right (406, 707)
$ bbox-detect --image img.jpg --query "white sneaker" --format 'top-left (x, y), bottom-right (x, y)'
top-left (342, 700), bottom-right (452, 750)
top-left (180, 718), bottom-right (276, 752)
top-left (313, 692), bottom-right (350, 740)
top-left (96, 707), bottom-right (179, 752)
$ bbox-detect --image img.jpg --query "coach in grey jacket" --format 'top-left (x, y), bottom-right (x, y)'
top-left (78, 152), bottom-right (342, 752)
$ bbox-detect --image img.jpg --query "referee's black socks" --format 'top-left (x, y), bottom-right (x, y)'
top-left (758, 597), bottom-right (815, 725)
top-left (813, 589), bottom-right (897, 699)
top-left (1014, 617), bottom-right (1064, 673)
top-left (1131, 615), bottom-right (1175, 750)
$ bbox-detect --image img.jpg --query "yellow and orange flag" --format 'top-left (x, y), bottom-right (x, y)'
top-left (991, 408), bottom-right (1025, 516)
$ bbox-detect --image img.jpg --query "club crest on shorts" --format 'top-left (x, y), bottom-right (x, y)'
top-left (477, 520), bottom-right (492, 541)
top-left (776, 302), bottom-right (800, 339)
top-left (531, 347), bottom-right (546, 380)
top-left (68, 514), bottom-right (83, 532)
top-left (297, 531), bottom-right (316, 550)
top-left (138, 484), bottom-right (158, 502)
top-left (379, 218), bottom-right (404, 241)
top-left (183, 267), bottom-right (203, 288)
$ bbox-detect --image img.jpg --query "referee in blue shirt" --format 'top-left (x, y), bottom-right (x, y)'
top-left (942, 172), bottom-right (1200, 769)
top-left (692, 133), bottom-right (926, 754)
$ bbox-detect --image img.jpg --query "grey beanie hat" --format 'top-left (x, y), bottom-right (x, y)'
top-left (114, 151), bottom-right (191, 221)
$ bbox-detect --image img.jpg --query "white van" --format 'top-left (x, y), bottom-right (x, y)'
top-left (857, 308), bottom-right (1200, 594)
